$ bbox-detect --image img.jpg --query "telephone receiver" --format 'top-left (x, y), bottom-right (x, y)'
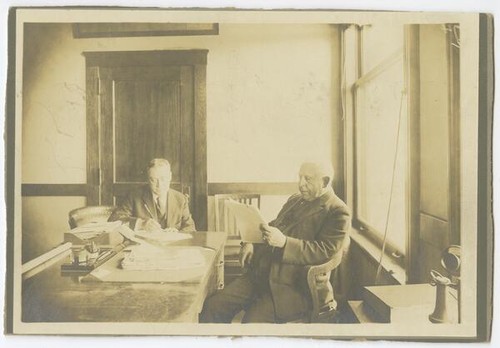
top-left (429, 245), bottom-right (461, 324)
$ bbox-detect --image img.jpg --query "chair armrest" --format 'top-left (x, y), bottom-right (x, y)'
top-left (305, 252), bottom-right (343, 322)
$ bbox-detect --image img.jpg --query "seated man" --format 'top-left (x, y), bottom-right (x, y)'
top-left (109, 158), bottom-right (196, 232)
top-left (200, 161), bottom-right (351, 323)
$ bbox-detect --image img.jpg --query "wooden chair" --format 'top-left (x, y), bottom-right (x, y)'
top-left (213, 194), bottom-right (261, 284)
top-left (293, 237), bottom-right (350, 323)
top-left (68, 205), bottom-right (116, 229)
top-left (214, 194), bottom-right (261, 240)
top-left (230, 237), bottom-right (350, 323)
top-left (305, 250), bottom-right (344, 322)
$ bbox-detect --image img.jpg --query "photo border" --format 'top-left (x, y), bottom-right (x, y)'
top-left (4, 7), bottom-right (493, 342)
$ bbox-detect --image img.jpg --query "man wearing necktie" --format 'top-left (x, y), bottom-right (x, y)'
top-left (200, 160), bottom-right (351, 323)
top-left (109, 158), bottom-right (196, 232)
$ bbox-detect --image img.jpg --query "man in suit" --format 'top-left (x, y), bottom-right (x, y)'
top-left (200, 161), bottom-right (351, 323)
top-left (109, 158), bottom-right (196, 232)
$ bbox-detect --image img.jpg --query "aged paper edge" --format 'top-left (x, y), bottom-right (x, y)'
top-left (4, 8), bottom-right (489, 341)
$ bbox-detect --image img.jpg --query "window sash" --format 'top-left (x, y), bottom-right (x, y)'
top-left (352, 48), bottom-right (409, 257)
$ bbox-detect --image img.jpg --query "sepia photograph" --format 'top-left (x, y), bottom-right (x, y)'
top-left (3, 6), bottom-right (493, 342)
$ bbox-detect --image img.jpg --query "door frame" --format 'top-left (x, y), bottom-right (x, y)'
top-left (84, 50), bottom-right (208, 230)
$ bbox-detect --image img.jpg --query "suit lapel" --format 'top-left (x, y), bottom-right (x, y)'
top-left (142, 188), bottom-right (158, 221)
top-left (281, 189), bottom-right (335, 234)
top-left (277, 195), bottom-right (303, 220)
top-left (281, 202), bottom-right (323, 234)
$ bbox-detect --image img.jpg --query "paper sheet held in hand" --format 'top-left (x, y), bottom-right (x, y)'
top-left (225, 200), bottom-right (265, 243)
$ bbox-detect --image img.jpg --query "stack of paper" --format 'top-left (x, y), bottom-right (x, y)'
top-left (116, 224), bottom-right (192, 245)
top-left (64, 221), bottom-right (124, 245)
top-left (115, 224), bottom-right (144, 245)
top-left (121, 245), bottom-right (206, 271)
top-left (134, 230), bottom-right (193, 243)
top-left (69, 220), bottom-right (122, 239)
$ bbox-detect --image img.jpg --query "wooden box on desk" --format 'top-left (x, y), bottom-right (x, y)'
top-left (64, 229), bottom-right (124, 247)
top-left (363, 284), bottom-right (437, 323)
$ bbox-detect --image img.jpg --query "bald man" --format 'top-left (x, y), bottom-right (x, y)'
top-left (200, 161), bottom-right (351, 323)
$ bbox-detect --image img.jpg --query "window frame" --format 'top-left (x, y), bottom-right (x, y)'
top-left (345, 25), bottom-right (410, 269)
top-left (342, 23), bottom-right (461, 281)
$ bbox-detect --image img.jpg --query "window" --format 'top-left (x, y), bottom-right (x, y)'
top-left (345, 24), bottom-right (409, 257)
top-left (343, 24), bottom-right (461, 281)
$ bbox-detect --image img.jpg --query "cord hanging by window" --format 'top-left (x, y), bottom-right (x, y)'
top-left (374, 87), bottom-right (406, 285)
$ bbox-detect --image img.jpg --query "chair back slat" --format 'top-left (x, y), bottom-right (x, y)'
top-left (213, 194), bottom-right (261, 239)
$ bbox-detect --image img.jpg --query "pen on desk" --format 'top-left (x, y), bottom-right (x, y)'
top-left (144, 203), bottom-right (154, 218)
top-left (96, 250), bottom-right (113, 262)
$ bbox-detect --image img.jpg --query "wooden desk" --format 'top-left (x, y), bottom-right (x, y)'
top-left (22, 232), bottom-right (226, 323)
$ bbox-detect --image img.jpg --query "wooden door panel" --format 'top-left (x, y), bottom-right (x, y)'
top-left (114, 79), bottom-right (182, 183)
top-left (113, 182), bottom-right (183, 207)
top-left (99, 66), bottom-right (188, 204)
top-left (99, 64), bottom-right (189, 207)
top-left (85, 50), bottom-right (208, 229)
top-left (179, 66), bottom-right (194, 199)
top-left (99, 66), bottom-right (181, 81)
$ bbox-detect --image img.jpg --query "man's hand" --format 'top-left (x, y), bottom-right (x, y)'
top-left (164, 227), bottom-right (179, 233)
top-left (143, 218), bottom-right (162, 232)
top-left (260, 224), bottom-right (287, 248)
top-left (239, 242), bottom-right (254, 268)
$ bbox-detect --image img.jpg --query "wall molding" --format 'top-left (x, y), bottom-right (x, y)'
top-left (207, 182), bottom-right (298, 196)
top-left (21, 184), bottom-right (90, 197)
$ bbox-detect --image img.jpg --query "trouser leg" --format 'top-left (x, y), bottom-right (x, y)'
top-left (199, 274), bottom-right (257, 323)
top-left (241, 292), bottom-right (277, 323)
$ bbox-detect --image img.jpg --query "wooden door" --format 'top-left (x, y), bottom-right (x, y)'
top-left (407, 26), bottom-right (460, 283)
top-left (85, 50), bottom-right (208, 229)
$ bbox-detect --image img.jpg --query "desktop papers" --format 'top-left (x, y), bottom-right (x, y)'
top-left (134, 230), bottom-right (193, 243)
top-left (116, 224), bottom-right (144, 244)
top-left (85, 245), bottom-right (213, 282)
top-left (121, 245), bottom-right (206, 271)
top-left (69, 220), bottom-right (122, 240)
top-left (225, 200), bottom-right (266, 243)
top-left (117, 224), bottom-right (192, 244)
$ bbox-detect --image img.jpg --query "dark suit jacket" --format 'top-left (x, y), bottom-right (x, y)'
top-left (250, 188), bottom-right (351, 321)
top-left (108, 186), bottom-right (196, 232)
